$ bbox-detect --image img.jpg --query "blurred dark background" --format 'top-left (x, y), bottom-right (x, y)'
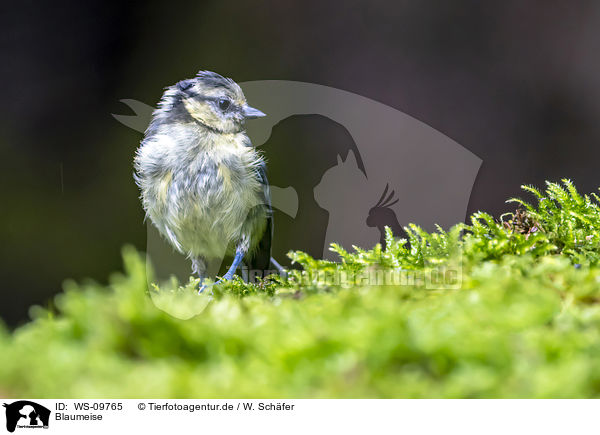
top-left (2, 0), bottom-right (600, 327)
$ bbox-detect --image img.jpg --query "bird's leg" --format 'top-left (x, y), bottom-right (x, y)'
top-left (219, 246), bottom-right (246, 282)
top-left (192, 257), bottom-right (210, 294)
top-left (192, 257), bottom-right (207, 279)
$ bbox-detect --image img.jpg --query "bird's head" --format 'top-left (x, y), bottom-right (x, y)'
top-left (167, 70), bottom-right (265, 134)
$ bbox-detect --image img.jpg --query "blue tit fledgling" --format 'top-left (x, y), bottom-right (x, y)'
top-left (134, 70), bottom-right (272, 290)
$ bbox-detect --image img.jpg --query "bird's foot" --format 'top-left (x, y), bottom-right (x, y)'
top-left (198, 279), bottom-right (214, 295)
top-left (214, 271), bottom-right (235, 286)
top-left (199, 272), bottom-right (236, 294)
top-left (198, 248), bottom-right (244, 294)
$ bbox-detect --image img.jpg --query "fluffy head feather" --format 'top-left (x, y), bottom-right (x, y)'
top-left (148, 70), bottom-right (250, 135)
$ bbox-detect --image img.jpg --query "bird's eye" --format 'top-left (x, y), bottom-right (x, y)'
top-left (218, 98), bottom-right (231, 111)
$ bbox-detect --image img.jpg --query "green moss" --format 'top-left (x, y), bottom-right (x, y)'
top-left (1, 179), bottom-right (600, 398)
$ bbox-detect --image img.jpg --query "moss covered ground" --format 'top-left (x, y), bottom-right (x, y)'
top-left (1, 180), bottom-right (600, 398)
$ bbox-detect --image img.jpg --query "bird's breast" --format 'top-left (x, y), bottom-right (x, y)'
top-left (169, 143), bottom-right (265, 224)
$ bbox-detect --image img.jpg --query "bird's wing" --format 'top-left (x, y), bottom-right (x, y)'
top-left (248, 161), bottom-right (272, 273)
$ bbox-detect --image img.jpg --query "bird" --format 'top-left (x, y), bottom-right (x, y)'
top-left (134, 70), bottom-right (275, 291)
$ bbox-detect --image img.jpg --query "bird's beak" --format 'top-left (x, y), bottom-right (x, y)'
top-left (242, 105), bottom-right (266, 119)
